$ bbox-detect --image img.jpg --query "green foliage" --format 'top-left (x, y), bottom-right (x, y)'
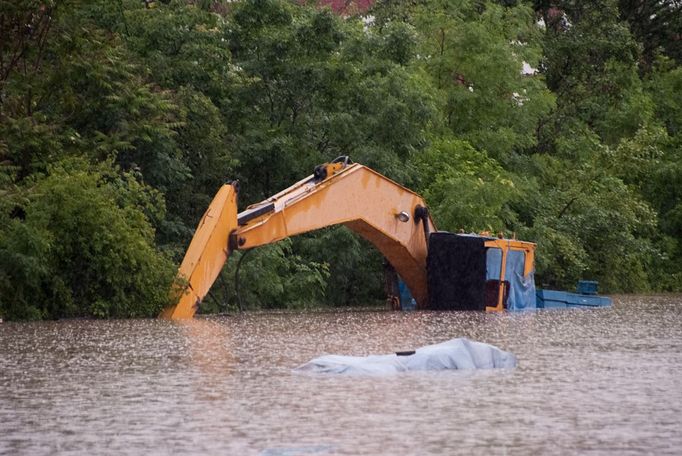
top-left (225, 0), bottom-right (436, 201)
top-left (0, 160), bottom-right (177, 320)
top-left (541, 0), bottom-right (653, 147)
top-left (519, 152), bottom-right (657, 292)
top-left (295, 228), bottom-right (386, 307)
top-left (414, 138), bottom-right (520, 232)
top-left (124, 1), bottom-right (234, 98)
top-left (618, 0), bottom-right (682, 69)
top-left (410, 0), bottom-right (555, 158)
top-left (648, 63), bottom-right (682, 136)
top-left (203, 238), bottom-right (330, 312)
top-left (1, 0), bottom-right (682, 319)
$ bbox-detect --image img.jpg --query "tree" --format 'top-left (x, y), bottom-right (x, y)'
top-left (619, 0), bottom-right (682, 70)
top-left (541, 0), bottom-right (653, 148)
top-left (0, 159), bottom-right (177, 319)
top-left (409, 0), bottom-right (555, 160)
top-left (518, 150), bottom-right (657, 292)
top-left (225, 0), bottom-right (435, 200)
top-left (413, 138), bottom-right (520, 233)
top-left (1, 0), bottom-right (681, 319)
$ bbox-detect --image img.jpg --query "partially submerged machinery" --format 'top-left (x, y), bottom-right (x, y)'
top-left (160, 157), bottom-right (607, 320)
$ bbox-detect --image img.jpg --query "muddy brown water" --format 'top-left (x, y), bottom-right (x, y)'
top-left (1, 295), bottom-right (681, 455)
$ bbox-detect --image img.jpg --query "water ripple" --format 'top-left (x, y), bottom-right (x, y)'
top-left (1, 295), bottom-right (681, 455)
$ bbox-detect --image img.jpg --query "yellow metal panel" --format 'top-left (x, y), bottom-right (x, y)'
top-left (483, 239), bottom-right (536, 312)
top-left (235, 164), bottom-right (435, 309)
top-left (160, 183), bottom-right (238, 319)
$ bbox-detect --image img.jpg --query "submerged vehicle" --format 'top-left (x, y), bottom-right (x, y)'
top-left (160, 157), bottom-right (610, 319)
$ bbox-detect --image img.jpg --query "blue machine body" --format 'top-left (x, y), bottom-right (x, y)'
top-left (577, 280), bottom-right (599, 295)
top-left (536, 288), bottom-right (612, 309)
top-left (398, 279), bottom-right (417, 311)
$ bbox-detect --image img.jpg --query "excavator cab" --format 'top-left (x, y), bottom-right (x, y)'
top-left (426, 232), bottom-right (536, 311)
top-left (161, 158), bottom-right (536, 319)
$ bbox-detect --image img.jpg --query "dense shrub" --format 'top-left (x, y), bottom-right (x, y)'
top-left (0, 161), bottom-right (177, 319)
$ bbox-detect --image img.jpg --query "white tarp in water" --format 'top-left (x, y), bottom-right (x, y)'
top-left (294, 338), bottom-right (516, 375)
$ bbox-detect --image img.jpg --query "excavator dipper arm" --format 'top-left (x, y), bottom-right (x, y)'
top-left (161, 161), bottom-right (435, 320)
top-left (160, 183), bottom-right (239, 319)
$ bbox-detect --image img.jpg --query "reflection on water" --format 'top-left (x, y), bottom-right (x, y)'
top-left (1, 295), bottom-right (681, 455)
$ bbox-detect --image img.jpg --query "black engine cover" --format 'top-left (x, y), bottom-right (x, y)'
top-left (427, 232), bottom-right (486, 311)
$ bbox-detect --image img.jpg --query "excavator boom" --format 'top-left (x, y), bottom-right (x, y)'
top-left (161, 160), bottom-right (435, 319)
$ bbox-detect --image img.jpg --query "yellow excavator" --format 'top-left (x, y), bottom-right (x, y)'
top-left (160, 157), bottom-right (537, 319)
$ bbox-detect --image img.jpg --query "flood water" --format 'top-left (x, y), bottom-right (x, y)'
top-left (1, 295), bottom-right (681, 455)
